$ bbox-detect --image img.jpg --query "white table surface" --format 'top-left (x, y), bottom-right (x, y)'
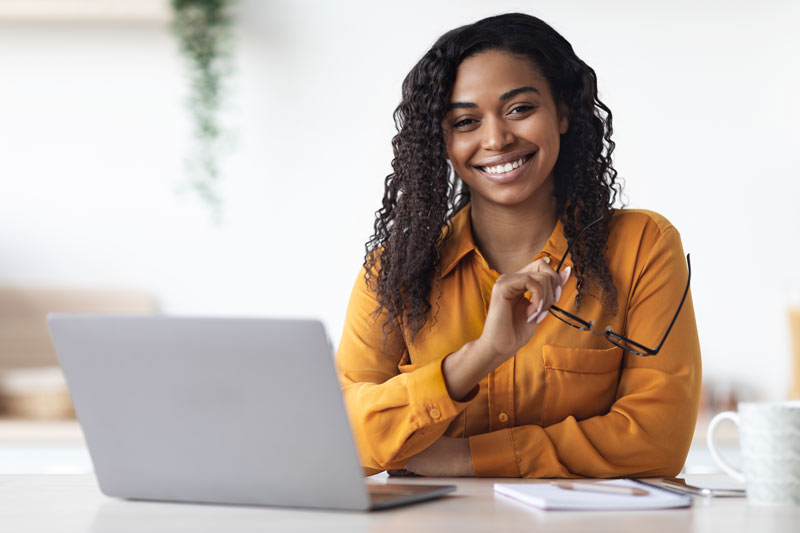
top-left (1, 474), bottom-right (798, 533)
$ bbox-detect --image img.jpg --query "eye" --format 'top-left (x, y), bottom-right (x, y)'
top-left (509, 104), bottom-right (535, 115)
top-left (453, 117), bottom-right (477, 128)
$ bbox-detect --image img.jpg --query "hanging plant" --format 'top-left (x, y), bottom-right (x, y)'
top-left (171, 0), bottom-right (235, 223)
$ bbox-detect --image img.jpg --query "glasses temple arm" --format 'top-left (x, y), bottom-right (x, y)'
top-left (649, 253), bottom-right (692, 354)
top-left (555, 213), bottom-right (605, 273)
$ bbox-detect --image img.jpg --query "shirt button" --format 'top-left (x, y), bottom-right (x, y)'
top-left (543, 256), bottom-right (551, 264)
top-left (429, 408), bottom-right (441, 420)
top-left (498, 412), bottom-right (509, 423)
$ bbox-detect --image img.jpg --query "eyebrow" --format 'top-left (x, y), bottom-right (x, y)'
top-left (446, 86), bottom-right (541, 111)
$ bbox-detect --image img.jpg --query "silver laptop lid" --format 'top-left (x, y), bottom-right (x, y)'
top-left (48, 315), bottom-right (371, 510)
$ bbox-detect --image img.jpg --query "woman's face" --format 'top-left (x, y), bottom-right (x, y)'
top-left (443, 50), bottom-right (568, 209)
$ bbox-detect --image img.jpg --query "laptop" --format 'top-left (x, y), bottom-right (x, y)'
top-left (47, 315), bottom-right (455, 511)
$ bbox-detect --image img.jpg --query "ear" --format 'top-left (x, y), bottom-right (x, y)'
top-left (557, 102), bottom-right (569, 135)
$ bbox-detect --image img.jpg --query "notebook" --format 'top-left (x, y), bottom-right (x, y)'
top-left (494, 479), bottom-right (692, 511)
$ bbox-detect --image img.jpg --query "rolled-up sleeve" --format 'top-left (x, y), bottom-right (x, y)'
top-left (335, 268), bottom-right (475, 474)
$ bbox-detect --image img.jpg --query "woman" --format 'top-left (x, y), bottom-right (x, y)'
top-left (335, 13), bottom-right (701, 478)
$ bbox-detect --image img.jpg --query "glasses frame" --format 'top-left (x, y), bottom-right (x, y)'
top-left (548, 215), bottom-right (691, 357)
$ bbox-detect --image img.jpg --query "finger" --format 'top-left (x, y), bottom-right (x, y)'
top-left (494, 270), bottom-right (562, 326)
top-left (521, 275), bottom-right (553, 321)
top-left (526, 299), bottom-right (539, 319)
top-left (526, 283), bottom-right (553, 323)
top-left (559, 266), bottom-right (572, 288)
top-left (493, 274), bottom-right (546, 324)
top-left (494, 273), bottom-right (546, 302)
top-left (528, 290), bottom-right (553, 324)
top-left (519, 259), bottom-right (561, 299)
top-left (518, 257), bottom-right (557, 275)
top-left (533, 271), bottom-right (556, 303)
top-left (523, 275), bottom-right (553, 313)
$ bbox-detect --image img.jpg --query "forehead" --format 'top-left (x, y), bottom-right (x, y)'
top-left (450, 50), bottom-right (552, 102)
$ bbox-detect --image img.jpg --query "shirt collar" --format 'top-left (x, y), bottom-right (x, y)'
top-left (438, 203), bottom-right (573, 279)
top-left (438, 205), bottom-right (477, 279)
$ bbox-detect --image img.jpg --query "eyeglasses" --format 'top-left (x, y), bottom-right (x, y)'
top-left (548, 215), bottom-right (691, 357)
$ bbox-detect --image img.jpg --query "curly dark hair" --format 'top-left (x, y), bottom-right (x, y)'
top-left (365, 13), bottom-right (623, 341)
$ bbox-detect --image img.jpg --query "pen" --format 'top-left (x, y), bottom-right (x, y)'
top-left (550, 481), bottom-right (649, 497)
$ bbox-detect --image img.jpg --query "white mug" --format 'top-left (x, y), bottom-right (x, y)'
top-left (707, 401), bottom-right (800, 504)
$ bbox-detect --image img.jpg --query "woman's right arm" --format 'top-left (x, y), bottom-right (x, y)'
top-left (336, 261), bottom-right (566, 473)
top-left (443, 260), bottom-right (568, 399)
top-left (335, 268), bottom-right (475, 473)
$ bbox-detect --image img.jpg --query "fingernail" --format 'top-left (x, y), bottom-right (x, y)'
top-left (527, 312), bottom-right (537, 323)
top-left (555, 285), bottom-right (562, 302)
top-left (536, 310), bottom-right (548, 324)
top-left (562, 266), bottom-right (571, 285)
top-left (537, 298), bottom-right (543, 314)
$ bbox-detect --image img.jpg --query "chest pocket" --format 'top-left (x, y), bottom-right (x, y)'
top-left (541, 345), bottom-right (623, 427)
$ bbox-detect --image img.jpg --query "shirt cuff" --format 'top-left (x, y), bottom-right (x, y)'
top-left (469, 428), bottom-right (521, 477)
top-left (406, 356), bottom-right (476, 427)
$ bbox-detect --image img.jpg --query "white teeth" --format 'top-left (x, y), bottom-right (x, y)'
top-left (481, 155), bottom-right (529, 174)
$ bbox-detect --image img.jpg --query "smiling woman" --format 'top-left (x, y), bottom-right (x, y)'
top-left (335, 13), bottom-right (701, 479)
top-left (445, 53), bottom-right (567, 207)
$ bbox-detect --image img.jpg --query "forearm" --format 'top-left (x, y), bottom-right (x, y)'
top-left (544, 397), bottom-right (698, 477)
top-left (404, 436), bottom-right (476, 477)
top-left (442, 259), bottom-right (567, 401)
top-left (441, 339), bottom-right (500, 401)
top-left (340, 359), bottom-right (474, 470)
top-left (468, 366), bottom-right (701, 478)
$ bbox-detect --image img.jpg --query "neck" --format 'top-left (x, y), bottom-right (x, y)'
top-left (469, 178), bottom-right (558, 274)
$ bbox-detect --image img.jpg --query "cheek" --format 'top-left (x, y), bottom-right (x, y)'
top-left (526, 120), bottom-right (562, 163)
top-left (530, 118), bottom-right (562, 145)
top-left (548, 130), bottom-right (561, 157)
top-left (445, 139), bottom-right (471, 170)
top-left (536, 129), bottom-right (561, 176)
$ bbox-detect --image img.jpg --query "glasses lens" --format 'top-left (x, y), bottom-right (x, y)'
top-left (549, 307), bottom-right (591, 331)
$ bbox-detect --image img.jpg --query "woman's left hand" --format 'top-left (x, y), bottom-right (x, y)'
top-left (403, 436), bottom-right (476, 477)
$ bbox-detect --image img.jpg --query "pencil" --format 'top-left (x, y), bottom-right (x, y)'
top-left (550, 481), bottom-right (649, 497)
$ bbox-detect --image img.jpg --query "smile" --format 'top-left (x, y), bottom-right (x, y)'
top-left (474, 152), bottom-right (535, 183)
top-left (477, 154), bottom-right (534, 175)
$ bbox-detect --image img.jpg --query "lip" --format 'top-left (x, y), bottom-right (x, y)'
top-left (473, 152), bottom-right (536, 184)
top-left (472, 150), bottom-right (537, 168)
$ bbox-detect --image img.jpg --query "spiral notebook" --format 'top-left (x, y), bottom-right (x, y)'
top-left (494, 479), bottom-right (692, 511)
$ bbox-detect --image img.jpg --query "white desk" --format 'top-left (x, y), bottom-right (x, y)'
top-left (1, 474), bottom-right (797, 533)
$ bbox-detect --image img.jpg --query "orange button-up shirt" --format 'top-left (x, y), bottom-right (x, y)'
top-left (335, 205), bottom-right (701, 478)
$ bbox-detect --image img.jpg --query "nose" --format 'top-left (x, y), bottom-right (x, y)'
top-left (481, 115), bottom-right (515, 151)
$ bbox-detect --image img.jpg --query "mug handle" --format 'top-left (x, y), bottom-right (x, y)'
top-left (706, 411), bottom-right (746, 483)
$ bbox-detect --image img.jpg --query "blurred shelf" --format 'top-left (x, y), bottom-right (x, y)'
top-left (0, 418), bottom-right (84, 442)
top-left (0, 0), bottom-right (171, 24)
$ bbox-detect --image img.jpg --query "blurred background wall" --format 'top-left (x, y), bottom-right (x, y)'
top-left (0, 0), bottom-right (798, 402)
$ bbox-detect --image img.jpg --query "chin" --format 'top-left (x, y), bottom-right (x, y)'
top-left (479, 179), bottom-right (553, 209)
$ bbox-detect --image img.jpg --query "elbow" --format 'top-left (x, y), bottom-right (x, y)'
top-left (353, 430), bottom-right (407, 472)
top-left (367, 444), bottom-right (413, 472)
top-left (644, 398), bottom-right (698, 477)
top-left (649, 454), bottom-right (686, 478)
top-left (640, 438), bottom-right (691, 478)
top-left (355, 438), bottom-right (395, 472)
top-left (359, 430), bottom-right (432, 472)
top-left (361, 465), bottom-right (384, 477)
